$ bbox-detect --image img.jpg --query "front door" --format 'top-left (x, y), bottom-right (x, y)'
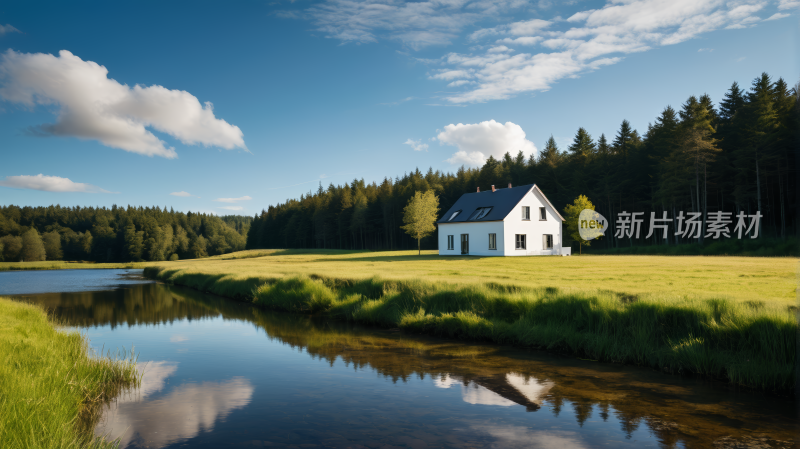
top-left (460, 234), bottom-right (469, 255)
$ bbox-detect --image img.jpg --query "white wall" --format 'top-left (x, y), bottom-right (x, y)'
top-left (438, 186), bottom-right (563, 257)
top-left (502, 188), bottom-right (563, 256)
top-left (438, 221), bottom-right (506, 256)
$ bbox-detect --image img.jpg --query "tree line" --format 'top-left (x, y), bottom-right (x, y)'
top-left (246, 72), bottom-right (798, 251)
top-left (0, 205), bottom-right (250, 262)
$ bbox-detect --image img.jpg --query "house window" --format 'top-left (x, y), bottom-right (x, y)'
top-left (488, 233), bottom-right (496, 250)
top-left (461, 234), bottom-right (469, 254)
top-left (515, 234), bottom-right (526, 250)
top-left (468, 207), bottom-right (493, 220)
top-left (543, 234), bottom-right (553, 249)
top-left (447, 235), bottom-right (454, 250)
top-left (447, 210), bottom-right (462, 222)
top-left (522, 206), bottom-right (530, 220)
top-left (539, 207), bottom-right (547, 220)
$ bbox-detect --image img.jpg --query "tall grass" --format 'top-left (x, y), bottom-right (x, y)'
top-left (145, 264), bottom-right (797, 393)
top-left (0, 298), bottom-right (140, 449)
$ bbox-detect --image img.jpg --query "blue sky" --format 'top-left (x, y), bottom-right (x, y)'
top-left (0, 0), bottom-right (797, 216)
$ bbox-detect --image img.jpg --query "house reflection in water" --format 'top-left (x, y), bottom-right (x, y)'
top-left (435, 373), bottom-right (554, 410)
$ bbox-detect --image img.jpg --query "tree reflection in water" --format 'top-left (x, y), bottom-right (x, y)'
top-left (13, 278), bottom-right (796, 449)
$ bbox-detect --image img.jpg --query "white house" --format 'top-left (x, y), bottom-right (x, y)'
top-left (437, 183), bottom-right (570, 256)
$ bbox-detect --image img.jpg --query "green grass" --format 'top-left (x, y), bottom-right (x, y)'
top-left (0, 298), bottom-right (140, 449)
top-left (144, 250), bottom-right (798, 393)
top-left (0, 261), bottom-right (148, 271)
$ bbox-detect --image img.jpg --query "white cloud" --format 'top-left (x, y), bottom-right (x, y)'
top-left (430, 69), bottom-right (473, 80)
top-left (434, 0), bottom-right (772, 103)
top-left (697, 48), bottom-right (714, 52)
top-left (487, 45), bottom-right (512, 53)
top-left (437, 120), bottom-right (536, 166)
top-left (496, 36), bottom-right (544, 45)
top-left (404, 138), bottom-right (429, 151)
top-left (0, 174), bottom-right (113, 193)
top-left (288, 0), bottom-right (530, 49)
top-left (0, 50), bottom-right (247, 158)
top-left (213, 195), bottom-right (252, 203)
top-left (170, 191), bottom-right (199, 198)
top-left (448, 80), bottom-right (473, 87)
top-left (219, 206), bottom-right (243, 211)
top-left (764, 12), bottom-right (790, 20)
top-left (778, 0), bottom-right (799, 10)
top-left (0, 24), bottom-right (20, 35)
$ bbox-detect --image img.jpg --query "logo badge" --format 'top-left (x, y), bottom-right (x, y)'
top-left (578, 209), bottom-right (607, 241)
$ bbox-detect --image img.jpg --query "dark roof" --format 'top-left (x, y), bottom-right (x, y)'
top-left (437, 184), bottom-right (534, 224)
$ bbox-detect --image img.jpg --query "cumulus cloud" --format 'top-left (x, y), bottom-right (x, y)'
top-left (404, 138), bottom-right (429, 151)
top-left (0, 50), bottom-right (247, 158)
top-left (437, 120), bottom-right (536, 166)
top-left (433, 0), bottom-right (772, 103)
top-left (0, 24), bottom-right (20, 35)
top-left (778, 0), bottom-right (799, 10)
top-left (0, 174), bottom-right (113, 193)
top-left (219, 206), bottom-right (244, 211)
top-left (213, 195), bottom-right (251, 203)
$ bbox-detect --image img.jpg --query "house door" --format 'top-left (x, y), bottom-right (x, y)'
top-left (460, 234), bottom-right (469, 254)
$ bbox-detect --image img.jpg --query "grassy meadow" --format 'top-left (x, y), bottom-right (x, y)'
top-left (144, 250), bottom-right (798, 393)
top-left (147, 249), bottom-right (797, 304)
top-left (0, 298), bottom-right (139, 449)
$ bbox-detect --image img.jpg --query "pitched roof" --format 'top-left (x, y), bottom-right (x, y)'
top-left (437, 184), bottom-right (564, 224)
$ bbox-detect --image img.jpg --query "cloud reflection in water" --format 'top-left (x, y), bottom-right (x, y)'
top-left (96, 361), bottom-right (254, 448)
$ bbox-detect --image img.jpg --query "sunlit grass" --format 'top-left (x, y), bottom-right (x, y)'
top-left (0, 261), bottom-right (148, 271)
top-left (144, 250), bottom-right (798, 392)
top-left (0, 298), bottom-right (140, 449)
top-left (145, 249), bottom-right (798, 304)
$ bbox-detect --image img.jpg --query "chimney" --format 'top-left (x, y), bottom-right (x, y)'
top-left (491, 185), bottom-right (496, 192)
top-left (477, 187), bottom-right (480, 193)
top-left (508, 183), bottom-right (512, 189)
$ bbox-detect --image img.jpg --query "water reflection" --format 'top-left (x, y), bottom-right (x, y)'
top-left (99, 361), bottom-right (254, 448)
top-left (6, 270), bottom-right (796, 449)
top-left (434, 373), bottom-right (554, 409)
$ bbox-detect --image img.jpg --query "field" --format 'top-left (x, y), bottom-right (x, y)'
top-left (144, 250), bottom-right (798, 393)
top-left (147, 249), bottom-right (797, 304)
top-left (0, 298), bottom-right (139, 449)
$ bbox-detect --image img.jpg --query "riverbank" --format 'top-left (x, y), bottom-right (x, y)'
top-left (0, 298), bottom-right (139, 449)
top-left (143, 250), bottom-right (798, 394)
top-left (0, 261), bottom-right (147, 271)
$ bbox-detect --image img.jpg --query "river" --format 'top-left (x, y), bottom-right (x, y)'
top-left (1, 269), bottom-right (796, 448)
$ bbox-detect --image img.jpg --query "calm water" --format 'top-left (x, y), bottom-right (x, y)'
top-left (1, 269), bottom-right (797, 449)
